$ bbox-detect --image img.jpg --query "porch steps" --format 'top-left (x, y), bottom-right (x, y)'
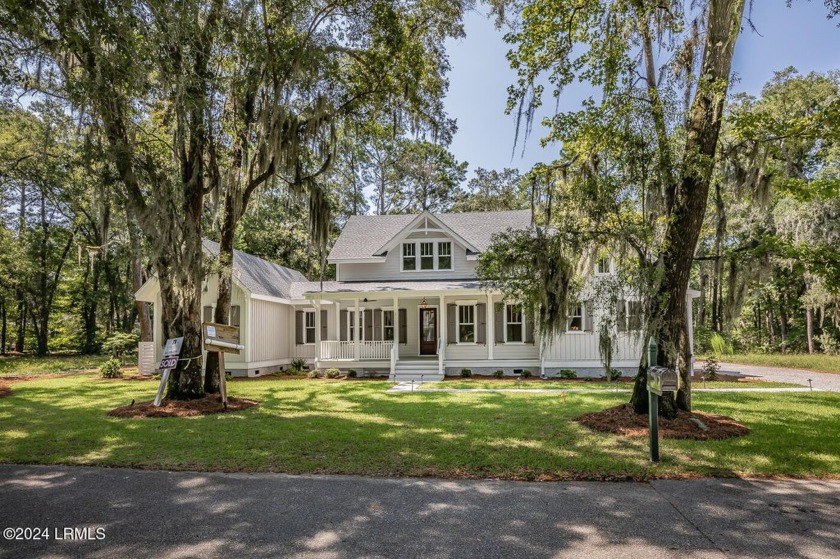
top-left (390, 360), bottom-right (443, 383)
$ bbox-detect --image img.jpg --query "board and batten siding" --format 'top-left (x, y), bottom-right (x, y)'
top-left (250, 299), bottom-right (290, 363)
top-left (337, 236), bottom-right (477, 281)
top-left (543, 332), bottom-right (644, 366)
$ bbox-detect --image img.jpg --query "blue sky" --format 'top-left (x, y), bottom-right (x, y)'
top-left (443, 1), bottom-right (840, 178)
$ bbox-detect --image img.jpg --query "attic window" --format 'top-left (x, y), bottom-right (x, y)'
top-left (401, 241), bottom-right (453, 272)
top-left (402, 243), bottom-right (416, 270)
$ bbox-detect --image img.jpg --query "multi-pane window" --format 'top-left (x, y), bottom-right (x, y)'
top-left (230, 305), bottom-right (241, 327)
top-left (383, 310), bottom-right (395, 341)
top-left (438, 242), bottom-right (452, 269)
top-left (596, 256), bottom-right (611, 275)
top-left (627, 301), bottom-right (642, 331)
top-left (567, 304), bottom-right (583, 331)
top-left (505, 304), bottom-right (523, 342)
top-left (347, 310), bottom-right (364, 341)
top-left (304, 310), bottom-right (316, 344)
top-left (402, 243), bottom-right (416, 270)
top-left (420, 242), bottom-right (435, 270)
top-left (458, 304), bottom-right (475, 343)
top-left (401, 241), bottom-right (453, 271)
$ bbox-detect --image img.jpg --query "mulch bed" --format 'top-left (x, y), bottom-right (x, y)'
top-left (108, 394), bottom-right (258, 418)
top-left (576, 403), bottom-right (749, 440)
top-left (0, 384), bottom-right (11, 398)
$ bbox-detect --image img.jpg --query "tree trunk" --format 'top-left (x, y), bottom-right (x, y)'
top-left (1, 299), bottom-right (6, 355)
top-left (631, 0), bottom-right (746, 416)
top-left (15, 300), bottom-right (26, 353)
top-left (806, 307), bottom-right (814, 354)
top-left (697, 262), bottom-right (706, 327)
top-left (127, 207), bottom-right (153, 342)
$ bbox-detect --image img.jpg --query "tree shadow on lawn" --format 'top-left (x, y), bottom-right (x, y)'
top-left (2, 464), bottom-right (839, 559)
top-left (2, 380), bottom-right (840, 480)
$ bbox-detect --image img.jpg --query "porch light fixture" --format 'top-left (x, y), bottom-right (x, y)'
top-left (419, 296), bottom-right (427, 309)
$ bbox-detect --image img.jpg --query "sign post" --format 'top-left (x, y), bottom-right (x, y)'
top-left (153, 337), bottom-right (184, 407)
top-left (203, 322), bottom-right (243, 409)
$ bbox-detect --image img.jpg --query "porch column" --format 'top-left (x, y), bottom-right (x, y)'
top-left (440, 295), bottom-right (447, 356)
top-left (393, 294), bottom-right (399, 360)
top-left (487, 292), bottom-right (494, 360)
top-left (313, 300), bottom-right (321, 367)
top-left (335, 301), bottom-right (341, 343)
top-left (354, 297), bottom-right (360, 360)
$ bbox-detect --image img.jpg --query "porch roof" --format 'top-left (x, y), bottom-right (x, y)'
top-left (293, 279), bottom-right (483, 299)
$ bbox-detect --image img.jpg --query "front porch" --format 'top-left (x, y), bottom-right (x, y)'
top-left (296, 287), bottom-right (540, 381)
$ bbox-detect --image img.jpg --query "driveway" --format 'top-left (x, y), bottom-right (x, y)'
top-left (713, 361), bottom-right (840, 392)
top-left (1, 465), bottom-right (838, 558)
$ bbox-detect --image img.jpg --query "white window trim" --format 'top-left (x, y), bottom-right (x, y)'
top-left (503, 303), bottom-right (525, 344)
top-left (456, 303), bottom-right (477, 344)
top-left (622, 299), bottom-right (643, 332)
top-left (382, 309), bottom-right (395, 342)
top-left (346, 309), bottom-right (366, 341)
top-left (595, 256), bottom-right (613, 276)
top-left (566, 304), bottom-right (586, 334)
top-left (302, 309), bottom-right (316, 345)
top-left (400, 239), bottom-right (454, 272)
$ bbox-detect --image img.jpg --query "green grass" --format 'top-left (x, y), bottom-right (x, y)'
top-left (0, 354), bottom-right (137, 378)
top-left (437, 379), bottom-right (800, 390)
top-left (1, 375), bottom-right (838, 480)
top-left (720, 353), bottom-right (840, 374)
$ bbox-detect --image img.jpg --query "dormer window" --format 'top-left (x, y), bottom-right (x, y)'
top-left (402, 243), bottom-right (416, 270)
top-left (401, 241), bottom-right (453, 272)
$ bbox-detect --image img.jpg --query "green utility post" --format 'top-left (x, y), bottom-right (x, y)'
top-left (647, 337), bottom-right (660, 463)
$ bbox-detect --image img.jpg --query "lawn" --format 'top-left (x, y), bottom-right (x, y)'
top-left (0, 354), bottom-right (136, 378)
top-left (1, 375), bottom-right (838, 480)
top-left (436, 379), bottom-right (800, 390)
top-left (720, 353), bottom-right (840, 374)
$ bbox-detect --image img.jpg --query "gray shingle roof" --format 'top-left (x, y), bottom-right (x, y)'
top-left (203, 239), bottom-right (307, 299)
top-left (291, 279), bottom-right (483, 299)
top-left (327, 210), bottom-right (532, 261)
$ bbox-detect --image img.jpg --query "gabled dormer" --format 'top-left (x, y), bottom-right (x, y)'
top-left (328, 209), bottom-right (532, 282)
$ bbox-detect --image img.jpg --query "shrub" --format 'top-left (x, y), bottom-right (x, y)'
top-left (101, 332), bottom-right (140, 358)
top-left (225, 371), bottom-right (232, 381)
top-left (559, 369), bottom-right (577, 379)
top-left (346, 369), bottom-right (358, 378)
top-left (306, 370), bottom-right (320, 379)
top-left (100, 358), bottom-right (123, 378)
top-left (710, 332), bottom-right (733, 358)
top-left (291, 357), bottom-right (307, 371)
top-left (493, 369), bottom-right (504, 378)
top-left (521, 370), bottom-right (533, 378)
top-left (817, 332), bottom-right (840, 356)
top-left (702, 356), bottom-right (720, 381)
top-left (460, 368), bottom-right (472, 378)
top-left (325, 368), bottom-right (340, 379)
top-left (607, 368), bottom-right (622, 381)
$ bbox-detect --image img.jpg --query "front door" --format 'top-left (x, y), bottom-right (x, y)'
top-left (419, 308), bottom-right (437, 355)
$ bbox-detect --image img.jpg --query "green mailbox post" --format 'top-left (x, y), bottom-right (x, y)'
top-left (646, 338), bottom-right (679, 463)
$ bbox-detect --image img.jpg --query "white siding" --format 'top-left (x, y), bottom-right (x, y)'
top-left (338, 236), bottom-right (477, 281)
top-left (544, 332), bottom-right (644, 366)
top-left (250, 299), bottom-right (290, 363)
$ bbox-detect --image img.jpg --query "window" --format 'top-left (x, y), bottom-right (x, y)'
top-left (567, 304), bottom-right (583, 331)
top-left (458, 304), bottom-right (475, 343)
top-left (402, 243), bottom-right (416, 271)
top-left (401, 241), bottom-right (454, 271)
top-left (438, 242), bottom-right (452, 270)
top-left (596, 256), bottom-right (612, 275)
top-left (383, 310), bottom-right (395, 342)
top-left (230, 305), bottom-right (241, 327)
top-left (347, 310), bottom-right (365, 341)
top-left (420, 242), bottom-right (435, 270)
top-left (505, 304), bottom-right (523, 342)
top-left (626, 301), bottom-right (642, 331)
top-left (203, 305), bottom-right (213, 323)
top-left (304, 310), bottom-right (316, 344)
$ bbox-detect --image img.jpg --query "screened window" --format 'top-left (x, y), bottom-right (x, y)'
top-left (438, 242), bottom-right (452, 270)
top-left (230, 305), bottom-right (241, 327)
top-left (505, 304), bottom-right (523, 342)
top-left (203, 305), bottom-right (213, 323)
top-left (383, 310), bottom-right (395, 342)
top-left (567, 304), bottom-right (583, 331)
top-left (420, 242), bottom-right (435, 270)
top-left (458, 304), bottom-right (475, 343)
top-left (304, 310), bottom-right (316, 344)
top-left (402, 243), bottom-right (416, 271)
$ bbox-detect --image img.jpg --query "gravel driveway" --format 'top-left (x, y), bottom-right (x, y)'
top-left (710, 361), bottom-right (840, 393)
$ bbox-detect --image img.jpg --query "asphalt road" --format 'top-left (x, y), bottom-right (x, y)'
top-left (1, 465), bottom-right (838, 558)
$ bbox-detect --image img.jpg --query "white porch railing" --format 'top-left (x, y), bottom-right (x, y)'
top-left (320, 340), bottom-right (394, 360)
